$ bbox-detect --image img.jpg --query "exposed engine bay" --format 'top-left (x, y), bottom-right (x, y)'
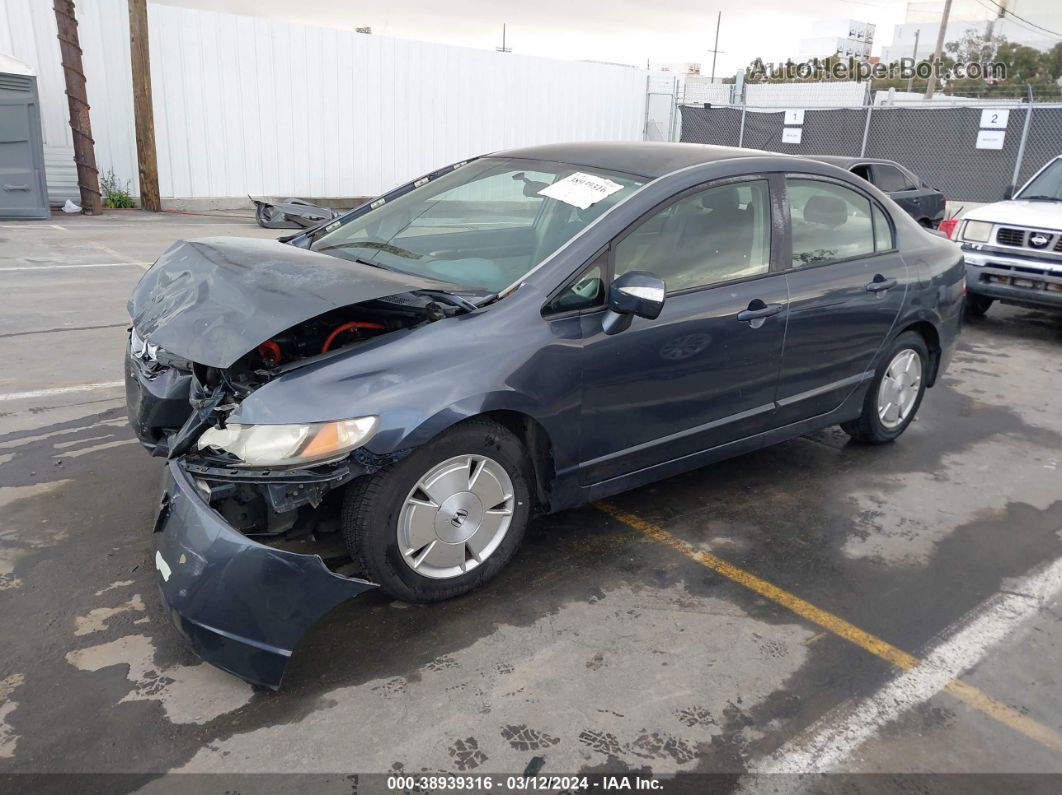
top-left (127, 291), bottom-right (467, 558)
top-left (209, 292), bottom-right (457, 394)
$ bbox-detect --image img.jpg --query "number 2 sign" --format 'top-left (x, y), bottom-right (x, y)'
top-left (979, 109), bottom-right (1009, 130)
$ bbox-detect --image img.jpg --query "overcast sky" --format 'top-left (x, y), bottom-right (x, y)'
top-left (156, 0), bottom-right (910, 76)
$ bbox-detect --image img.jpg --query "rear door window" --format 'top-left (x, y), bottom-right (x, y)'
top-left (872, 164), bottom-right (916, 192)
top-left (787, 178), bottom-right (876, 267)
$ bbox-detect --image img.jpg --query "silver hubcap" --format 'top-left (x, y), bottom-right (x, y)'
top-left (397, 455), bottom-right (515, 580)
top-left (877, 348), bottom-right (923, 430)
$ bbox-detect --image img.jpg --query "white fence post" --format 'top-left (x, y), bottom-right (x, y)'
top-left (860, 105), bottom-right (873, 157)
top-left (1010, 91), bottom-right (1034, 194)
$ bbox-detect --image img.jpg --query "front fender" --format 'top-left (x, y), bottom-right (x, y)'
top-left (228, 297), bottom-right (584, 474)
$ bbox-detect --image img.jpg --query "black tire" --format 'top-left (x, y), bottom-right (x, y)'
top-left (342, 418), bottom-right (533, 603)
top-left (841, 331), bottom-right (929, 444)
top-left (964, 294), bottom-right (993, 317)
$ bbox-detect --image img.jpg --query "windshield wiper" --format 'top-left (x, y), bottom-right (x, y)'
top-left (317, 240), bottom-right (422, 259)
top-left (315, 248), bottom-right (406, 274)
top-left (415, 289), bottom-right (483, 313)
top-left (1016, 195), bottom-right (1062, 202)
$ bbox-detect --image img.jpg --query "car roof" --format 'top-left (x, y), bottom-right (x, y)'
top-left (490, 141), bottom-right (793, 179)
top-left (805, 154), bottom-right (907, 170)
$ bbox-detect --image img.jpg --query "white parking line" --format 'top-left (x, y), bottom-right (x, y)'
top-left (0, 262), bottom-right (149, 272)
top-left (751, 554), bottom-right (1062, 773)
top-left (0, 381), bottom-right (125, 402)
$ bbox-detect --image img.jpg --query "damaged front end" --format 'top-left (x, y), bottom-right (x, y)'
top-left (154, 459), bottom-right (375, 689)
top-left (126, 237), bottom-right (465, 687)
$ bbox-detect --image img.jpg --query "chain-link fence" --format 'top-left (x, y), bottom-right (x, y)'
top-left (679, 102), bottom-right (1062, 203)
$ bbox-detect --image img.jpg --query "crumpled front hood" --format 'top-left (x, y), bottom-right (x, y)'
top-left (962, 200), bottom-right (1062, 230)
top-left (128, 237), bottom-right (446, 368)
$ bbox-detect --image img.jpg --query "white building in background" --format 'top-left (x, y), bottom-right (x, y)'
top-left (653, 62), bottom-right (702, 75)
top-left (881, 1), bottom-right (1062, 64)
top-left (797, 18), bottom-right (876, 61)
top-left (0, 0), bottom-right (650, 205)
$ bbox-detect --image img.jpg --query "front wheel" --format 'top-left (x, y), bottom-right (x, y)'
top-left (342, 418), bottom-right (532, 603)
top-left (841, 331), bottom-right (929, 444)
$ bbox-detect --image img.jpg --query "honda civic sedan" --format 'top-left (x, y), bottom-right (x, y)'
top-left (126, 142), bottom-right (964, 687)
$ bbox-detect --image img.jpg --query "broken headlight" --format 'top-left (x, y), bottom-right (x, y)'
top-left (197, 417), bottom-right (378, 467)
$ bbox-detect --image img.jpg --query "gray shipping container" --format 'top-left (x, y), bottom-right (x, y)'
top-left (0, 56), bottom-right (51, 219)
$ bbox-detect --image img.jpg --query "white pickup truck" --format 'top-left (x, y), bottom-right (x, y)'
top-left (950, 154), bottom-right (1062, 316)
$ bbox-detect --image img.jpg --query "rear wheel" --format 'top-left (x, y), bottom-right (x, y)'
top-left (964, 294), bottom-right (993, 317)
top-left (342, 418), bottom-right (532, 603)
top-left (841, 331), bottom-right (929, 444)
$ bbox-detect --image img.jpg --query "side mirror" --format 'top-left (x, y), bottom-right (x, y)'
top-left (602, 271), bottom-right (666, 335)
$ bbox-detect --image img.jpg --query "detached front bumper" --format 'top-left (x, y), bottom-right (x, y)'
top-left (964, 250), bottom-right (1062, 309)
top-left (154, 460), bottom-right (377, 689)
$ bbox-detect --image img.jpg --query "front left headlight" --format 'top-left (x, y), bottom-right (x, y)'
top-left (197, 417), bottom-right (378, 467)
top-left (962, 220), bottom-right (993, 243)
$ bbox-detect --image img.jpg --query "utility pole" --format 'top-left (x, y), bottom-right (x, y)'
top-left (986, 0), bottom-right (1006, 41)
top-left (128, 0), bottom-right (160, 211)
top-left (496, 23), bottom-right (511, 53)
top-left (53, 0), bottom-right (101, 214)
top-left (906, 29), bottom-right (920, 92)
top-left (709, 11), bottom-right (722, 83)
top-left (924, 0), bottom-right (953, 100)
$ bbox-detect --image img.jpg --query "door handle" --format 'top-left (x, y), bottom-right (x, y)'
top-left (866, 276), bottom-right (897, 293)
top-left (737, 302), bottom-right (784, 322)
top-left (3, 184), bottom-right (30, 192)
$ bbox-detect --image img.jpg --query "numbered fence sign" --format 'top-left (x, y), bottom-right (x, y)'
top-left (976, 129), bottom-right (1006, 150)
top-left (979, 109), bottom-right (1009, 130)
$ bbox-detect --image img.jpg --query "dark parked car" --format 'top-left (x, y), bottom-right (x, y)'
top-left (806, 156), bottom-right (946, 229)
top-left (126, 142), bottom-right (964, 687)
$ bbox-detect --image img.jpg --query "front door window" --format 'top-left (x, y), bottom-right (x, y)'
top-left (613, 180), bottom-right (771, 292)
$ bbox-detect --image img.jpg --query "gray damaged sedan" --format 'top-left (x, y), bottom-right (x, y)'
top-left (126, 142), bottom-right (965, 687)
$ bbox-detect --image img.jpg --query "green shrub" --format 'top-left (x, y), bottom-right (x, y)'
top-left (100, 169), bottom-right (135, 209)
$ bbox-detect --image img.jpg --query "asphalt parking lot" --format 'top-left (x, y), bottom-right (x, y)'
top-left (1, 211), bottom-right (1061, 788)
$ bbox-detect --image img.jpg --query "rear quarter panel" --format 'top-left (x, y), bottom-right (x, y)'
top-left (896, 223), bottom-right (965, 380)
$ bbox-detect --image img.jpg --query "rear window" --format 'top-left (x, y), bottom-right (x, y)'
top-left (873, 164), bottom-right (916, 193)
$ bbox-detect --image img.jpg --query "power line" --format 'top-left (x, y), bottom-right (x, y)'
top-left (961, 0), bottom-right (1062, 47)
top-left (978, 0), bottom-right (1062, 39)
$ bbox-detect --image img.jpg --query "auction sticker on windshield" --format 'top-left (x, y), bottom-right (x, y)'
top-left (539, 172), bottom-right (624, 209)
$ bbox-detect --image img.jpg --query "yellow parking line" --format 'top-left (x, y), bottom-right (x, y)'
top-left (595, 501), bottom-right (1062, 756)
top-left (596, 502), bottom-right (919, 669)
top-left (944, 680), bottom-right (1062, 754)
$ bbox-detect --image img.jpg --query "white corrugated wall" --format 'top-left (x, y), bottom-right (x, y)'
top-left (1, 1), bottom-right (648, 203)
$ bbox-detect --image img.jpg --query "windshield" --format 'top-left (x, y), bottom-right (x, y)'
top-left (1016, 158), bottom-right (1062, 201)
top-left (311, 157), bottom-right (645, 293)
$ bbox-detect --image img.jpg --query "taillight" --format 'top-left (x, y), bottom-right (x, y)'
top-left (939, 219), bottom-right (959, 240)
